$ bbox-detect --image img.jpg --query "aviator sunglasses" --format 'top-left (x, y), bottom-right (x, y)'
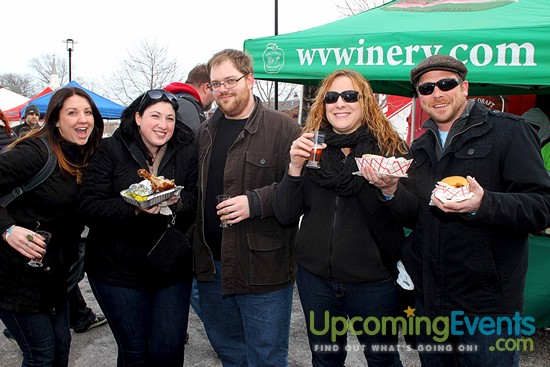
top-left (417, 78), bottom-right (461, 96)
top-left (324, 90), bottom-right (360, 104)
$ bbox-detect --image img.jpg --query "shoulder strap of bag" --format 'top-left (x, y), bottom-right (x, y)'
top-left (178, 94), bottom-right (206, 123)
top-left (0, 136), bottom-right (57, 207)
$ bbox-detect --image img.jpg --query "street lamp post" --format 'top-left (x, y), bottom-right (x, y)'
top-left (65, 39), bottom-right (75, 82)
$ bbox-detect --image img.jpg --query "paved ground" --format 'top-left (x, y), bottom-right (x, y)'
top-left (1, 276), bottom-right (548, 366)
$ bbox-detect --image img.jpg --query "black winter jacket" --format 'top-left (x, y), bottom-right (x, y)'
top-left (79, 128), bottom-right (198, 290)
top-left (274, 143), bottom-right (405, 283)
top-left (0, 122), bottom-right (16, 151)
top-left (0, 138), bottom-right (84, 313)
top-left (387, 101), bottom-right (550, 316)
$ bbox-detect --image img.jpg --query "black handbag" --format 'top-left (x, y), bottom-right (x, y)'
top-left (147, 214), bottom-right (191, 274)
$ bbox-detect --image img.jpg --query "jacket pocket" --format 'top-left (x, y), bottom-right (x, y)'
top-left (247, 230), bottom-right (291, 286)
top-left (244, 151), bottom-right (277, 188)
top-left (454, 144), bottom-right (493, 186)
top-left (454, 144), bottom-right (492, 160)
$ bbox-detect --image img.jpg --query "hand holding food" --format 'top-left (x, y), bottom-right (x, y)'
top-left (355, 154), bottom-right (413, 177)
top-left (433, 175), bottom-right (471, 203)
top-left (431, 175), bottom-right (484, 213)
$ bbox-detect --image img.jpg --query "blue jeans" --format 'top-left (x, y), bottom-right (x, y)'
top-left (297, 265), bottom-right (403, 367)
top-left (88, 276), bottom-right (191, 367)
top-left (415, 298), bottom-right (519, 367)
top-left (190, 277), bottom-right (202, 320)
top-left (0, 303), bottom-right (71, 367)
top-left (197, 260), bottom-right (293, 367)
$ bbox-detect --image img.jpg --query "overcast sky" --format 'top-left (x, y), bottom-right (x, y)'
top-left (3, 0), bottom-right (348, 83)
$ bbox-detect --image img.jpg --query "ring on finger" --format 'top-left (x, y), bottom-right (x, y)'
top-left (27, 233), bottom-right (34, 241)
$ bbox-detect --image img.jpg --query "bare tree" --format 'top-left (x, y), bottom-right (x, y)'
top-left (254, 80), bottom-right (300, 110)
top-left (102, 39), bottom-right (185, 106)
top-left (336, 0), bottom-right (393, 15)
top-left (28, 54), bottom-right (69, 86)
top-left (0, 73), bottom-right (38, 97)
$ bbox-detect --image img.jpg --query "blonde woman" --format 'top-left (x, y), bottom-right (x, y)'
top-left (274, 69), bottom-right (408, 366)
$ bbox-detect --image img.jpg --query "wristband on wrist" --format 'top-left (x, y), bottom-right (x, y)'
top-left (3, 225), bottom-right (16, 241)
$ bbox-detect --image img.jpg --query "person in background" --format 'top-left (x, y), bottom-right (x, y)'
top-left (165, 63), bottom-right (215, 343)
top-left (79, 89), bottom-right (198, 367)
top-left (0, 87), bottom-right (104, 366)
top-left (66, 228), bottom-right (107, 334)
top-left (273, 69), bottom-right (406, 367)
top-left (522, 100), bottom-right (550, 237)
top-left (164, 63), bottom-right (215, 134)
top-left (364, 54), bottom-right (550, 366)
top-left (193, 49), bottom-right (301, 367)
top-left (523, 106), bottom-right (550, 172)
top-left (13, 104), bottom-right (41, 137)
top-left (0, 109), bottom-right (16, 151)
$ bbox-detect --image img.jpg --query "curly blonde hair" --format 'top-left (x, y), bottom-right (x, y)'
top-left (303, 69), bottom-right (407, 156)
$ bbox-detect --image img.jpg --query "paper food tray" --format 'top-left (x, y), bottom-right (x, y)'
top-left (354, 156), bottom-right (413, 177)
top-left (120, 186), bottom-right (183, 208)
top-left (433, 182), bottom-right (470, 200)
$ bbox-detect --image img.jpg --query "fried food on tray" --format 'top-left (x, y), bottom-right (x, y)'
top-left (137, 169), bottom-right (175, 192)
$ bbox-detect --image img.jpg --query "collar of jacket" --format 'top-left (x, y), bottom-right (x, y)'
top-left (207, 95), bottom-right (262, 135)
top-left (414, 100), bottom-right (491, 152)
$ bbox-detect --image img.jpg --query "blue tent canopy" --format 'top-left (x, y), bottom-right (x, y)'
top-left (20, 81), bottom-right (125, 119)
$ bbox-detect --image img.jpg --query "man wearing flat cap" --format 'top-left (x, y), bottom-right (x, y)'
top-left (13, 104), bottom-right (41, 138)
top-left (363, 54), bottom-right (550, 366)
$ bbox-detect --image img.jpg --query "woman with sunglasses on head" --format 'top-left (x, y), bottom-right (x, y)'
top-left (273, 69), bottom-right (409, 367)
top-left (79, 90), bottom-right (198, 366)
top-left (0, 87), bottom-right (104, 366)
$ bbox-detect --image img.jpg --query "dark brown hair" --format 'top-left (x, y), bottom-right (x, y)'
top-left (185, 64), bottom-right (210, 86)
top-left (6, 87), bottom-right (104, 183)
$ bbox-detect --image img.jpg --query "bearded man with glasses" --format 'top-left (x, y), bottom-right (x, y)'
top-left (363, 54), bottom-right (550, 366)
top-left (192, 49), bottom-right (301, 367)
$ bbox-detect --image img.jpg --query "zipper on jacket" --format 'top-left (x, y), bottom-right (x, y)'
top-left (441, 119), bottom-right (484, 155)
top-left (199, 127), bottom-right (217, 274)
top-left (328, 195), bottom-right (339, 280)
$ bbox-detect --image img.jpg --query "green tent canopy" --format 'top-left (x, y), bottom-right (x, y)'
top-left (244, 0), bottom-right (550, 97)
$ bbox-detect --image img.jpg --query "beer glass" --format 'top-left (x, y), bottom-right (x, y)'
top-left (27, 230), bottom-right (51, 268)
top-left (216, 194), bottom-right (232, 228)
top-left (306, 131), bottom-right (326, 169)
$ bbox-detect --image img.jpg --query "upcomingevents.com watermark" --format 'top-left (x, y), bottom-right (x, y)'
top-left (309, 307), bottom-right (536, 352)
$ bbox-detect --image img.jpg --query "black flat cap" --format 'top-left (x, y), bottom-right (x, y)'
top-left (410, 55), bottom-right (468, 85)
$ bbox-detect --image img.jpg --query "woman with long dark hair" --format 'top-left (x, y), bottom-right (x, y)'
top-left (79, 89), bottom-right (198, 366)
top-left (0, 87), bottom-right (104, 366)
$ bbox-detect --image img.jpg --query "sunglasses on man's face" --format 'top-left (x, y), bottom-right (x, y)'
top-left (417, 78), bottom-right (461, 96)
top-left (324, 90), bottom-right (360, 104)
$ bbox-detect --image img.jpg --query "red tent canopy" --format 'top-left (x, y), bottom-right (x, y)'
top-left (4, 87), bottom-right (53, 121)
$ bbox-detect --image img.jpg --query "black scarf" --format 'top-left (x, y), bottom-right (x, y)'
top-left (308, 125), bottom-right (381, 197)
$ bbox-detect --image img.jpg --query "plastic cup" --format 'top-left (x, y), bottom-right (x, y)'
top-left (27, 230), bottom-right (51, 268)
top-left (216, 195), bottom-right (232, 228)
top-left (306, 131), bottom-right (326, 169)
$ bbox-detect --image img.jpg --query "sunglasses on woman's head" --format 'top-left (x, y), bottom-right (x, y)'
top-left (324, 90), bottom-right (360, 104)
top-left (138, 90), bottom-right (178, 109)
top-left (417, 78), bottom-right (461, 96)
